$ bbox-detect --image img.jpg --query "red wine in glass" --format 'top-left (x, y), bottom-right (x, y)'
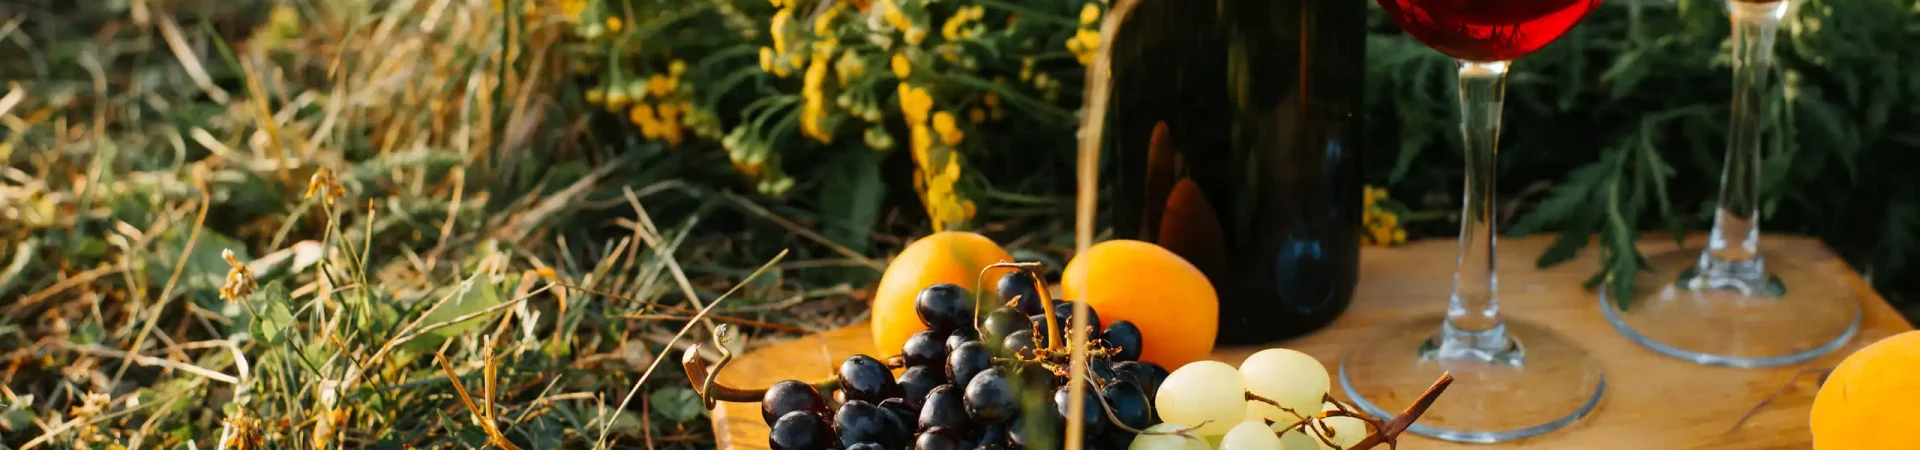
top-left (1377, 0), bottom-right (1603, 61)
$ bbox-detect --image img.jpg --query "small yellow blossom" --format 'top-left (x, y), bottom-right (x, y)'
top-left (1069, 28), bottom-right (1101, 65)
top-left (801, 52), bottom-right (835, 144)
top-left (606, 17), bottom-right (623, 32)
top-left (892, 53), bottom-right (912, 78)
top-left (969, 107), bottom-right (987, 123)
top-left (910, 124), bottom-right (933, 166)
top-left (647, 74), bottom-right (676, 98)
top-left (898, 83), bottom-right (933, 127)
top-left (1080, 4), bottom-right (1102, 25)
top-left (1361, 185), bottom-right (1408, 246)
top-left (771, 7), bottom-right (793, 55)
top-left (218, 249), bottom-right (256, 302)
top-left (905, 26), bottom-right (928, 46)
top-left (932, 111), bottom-right (963, 145)
top-left (304, 167), bottom-right (344, 205)
top-left (881, 0), bottom-right (912, 31)
top-left (814, 3), bottom-right (843, 36)
top-left (759, 47), bottom-right (777, 72)
top-left (669, 60), bottom-right (687, 76)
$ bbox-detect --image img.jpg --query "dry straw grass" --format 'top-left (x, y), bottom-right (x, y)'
top-left (1, 1), bottom-right (855, 448)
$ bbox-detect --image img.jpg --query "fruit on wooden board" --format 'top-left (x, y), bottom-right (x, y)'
top-left (1811, 330), bottom-right (1920, 449)
top-left (1062, 239), bottom-right (1219, 369)
top-left (871, 231), bottom-right (1013, 357)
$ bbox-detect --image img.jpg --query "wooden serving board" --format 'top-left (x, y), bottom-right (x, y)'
top-left (708, 234), bottom-right (1913, 449)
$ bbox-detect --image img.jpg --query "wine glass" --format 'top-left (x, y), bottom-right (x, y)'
top-left (1598, 0), bottom-right (1859, 368)
top-left (1337, 0), bottom-right (1607, 443)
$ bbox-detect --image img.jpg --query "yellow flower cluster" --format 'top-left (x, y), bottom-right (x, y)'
top-left (1066, 3), bottom-right (1104, 66)
top-left (919, 152), bottom-right (977, 231)
top-left (624, 61), bottom-right (696, 147)
top-left (801, 51), bottom-right (837, 144)
top-left (941, 6), bottom-right (986, 41)
top-left (1362, 186), bottom-right (1408, 246)
top-left (877, 0), bottom-right (929, 46)
top-left (895, 78), bottom-right (974, 229)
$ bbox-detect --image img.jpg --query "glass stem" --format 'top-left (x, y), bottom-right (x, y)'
top-left (1694, 1), bottom-right (1787, 292)
top-left (1438, 60), bottom-right (1512, 355)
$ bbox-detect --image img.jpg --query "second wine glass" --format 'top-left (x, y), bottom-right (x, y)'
top-left (1599, 0), bottom-right (1859, 368)
top-left (1338, 0), bottom-right (1607, 443)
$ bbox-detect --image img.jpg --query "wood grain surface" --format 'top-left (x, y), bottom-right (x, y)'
top-left (706, 234), bottom-right (1914, 449)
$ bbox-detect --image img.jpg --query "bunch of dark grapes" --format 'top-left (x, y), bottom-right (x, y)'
top-left (766, 271), bottom-right (1171, 450)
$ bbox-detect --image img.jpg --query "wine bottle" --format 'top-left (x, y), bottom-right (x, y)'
top-left (1081, 0), bottom-right (1366, 345)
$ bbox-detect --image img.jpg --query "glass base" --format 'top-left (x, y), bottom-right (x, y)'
top-left (1338, 316), bottom-right (1605, 443)
top-left (1600, 249), bottom-right (1861, 368)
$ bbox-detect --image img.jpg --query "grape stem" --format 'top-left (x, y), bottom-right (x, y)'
top-left (1347, 372), bottom-right (1454, 450)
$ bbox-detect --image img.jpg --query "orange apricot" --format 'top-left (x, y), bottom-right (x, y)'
top-left (1061, 239), bottom-right (1218, 369)
top-left (871, 231), bottom-right (1014, 356)
top-left (1811, 330), bottom-right (1920, 449)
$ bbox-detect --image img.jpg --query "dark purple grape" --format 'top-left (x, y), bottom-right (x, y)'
top-left (916, 284), bottom-right (974, 332)
top-left (972, 423), bottom-right (1012, 449)
top-left (916, 426), bottom-right (969, 450)
top-left (878, 398), bottom-right (918, 444)
top-left (1050, 300), bottom-right (1102, 337)
top-left (1055, 381), bottom-right (1108, 436)
top-left (1087, 349), bottom-right (1119, 382)
top-left (834, 400), bottom-right (894, 448)
top-left (839, 355), bottom-right (901, 403)
top-left (844, 443), bottom-right (884, 450)
top-left (903, 330), bottom-right (949, 368)
top-left (761, 380), bottom-right (829, 425)
top-left (963, 367), bottom-right (1017, 423)
top-left (919, 385), bottom-right (969, 432)
top-left (945, 328), bottom-right (980, 352)
top-left (1101, 320), bottom-right (1144, 362)
top-left (1101, 380), bottom-right (1154, 430)
top-left (899, 366), bottom-right (946, 405)
top-left (1002, 329), bottom-right (1037, 359)
top-left (947, 341), bottom-right (993, 389)
top-left (980, 308), bottom-right (1028, 348)
top-left (1096, 427), bottom-right (1136, 450)
top-left (995, 271), bottom-right (1044, 315)
top-left (769, 411), bottom-right (835, 450)
top-left (1113, 361), bottom-right (1169, 398)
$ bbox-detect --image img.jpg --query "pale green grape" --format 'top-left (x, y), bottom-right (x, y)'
top-left (1219, 421), bottom-right (1284, 450)
top-left (1239, 349), bottom-right (1329, 425)
top-left (1129, 423), bottom-right (1214, 450)
top-left (1321, 416), bottom-right (1368, 449)
top-left (1276, 427), bottom-right (1326, 450)
top-left (1156, 360), bottom-right (1249, 436)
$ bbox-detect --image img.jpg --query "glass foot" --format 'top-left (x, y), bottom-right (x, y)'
top-left (1338, 316), bottom-right (1605, 443)
top-left (1601, 249), bottom-right (1861, 368)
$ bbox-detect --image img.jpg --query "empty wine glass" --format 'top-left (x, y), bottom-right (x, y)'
top-left (1337, 0), bottom-right (1608, 443)
top-left (1599, 0), bottom-right (1859, 368)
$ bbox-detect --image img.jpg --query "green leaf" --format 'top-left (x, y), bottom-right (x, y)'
top-left (650, 387), bottom-right (706, 423)
top-left (248, 281), bottom-right (295, 346)
top-left (1636, 119), bottom-right (1685, 246)
top-left (404, 271), bottom-right (505, 351)
top-left (818, 150), bottom-right (886, 255)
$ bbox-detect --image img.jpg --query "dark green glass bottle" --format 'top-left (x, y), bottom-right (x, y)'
top-left (1085, 0), bottom-right (1366, 345)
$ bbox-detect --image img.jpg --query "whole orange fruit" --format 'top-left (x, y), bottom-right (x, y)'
top-left (1811, 330), bottom-right (1920, 449)
top-left (871, 231), bottom-right (1014, 356)
top-left (1061, 240), bottom-right (1218, 369)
